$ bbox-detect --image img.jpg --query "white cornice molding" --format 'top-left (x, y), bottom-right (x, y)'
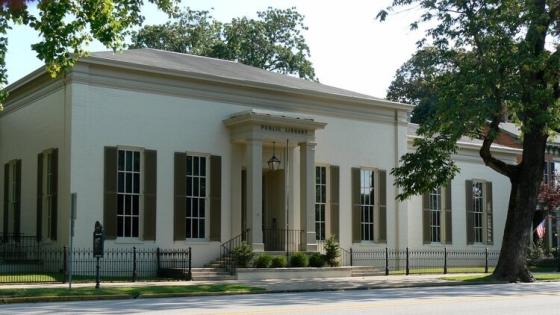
top-left (1, 78), bottom-right (64, 116)
top-left (407, 135), bottom-right (522, 157)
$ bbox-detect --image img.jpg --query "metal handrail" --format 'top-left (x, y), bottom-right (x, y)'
top-left (219, 228), bottom-right (250, 274)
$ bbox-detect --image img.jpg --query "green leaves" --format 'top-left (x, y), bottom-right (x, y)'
top-left (0, 0), bottom-right (179, 107)
top-left (130, 7), bottom-right (317, 81)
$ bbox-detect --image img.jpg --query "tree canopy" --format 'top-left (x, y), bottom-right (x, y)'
top-left (379, 0), bottom-right (560, 282)
top-left (130, 7), bottom-right (317, 80)
top-left (0, 0), bottom-right (179, 108)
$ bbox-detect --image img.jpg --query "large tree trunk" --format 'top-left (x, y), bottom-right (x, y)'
top-left (493, 131), bottom-right (547, 282)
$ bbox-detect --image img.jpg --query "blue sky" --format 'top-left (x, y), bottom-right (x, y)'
top-left (6, 0), bottom-right (423, 98)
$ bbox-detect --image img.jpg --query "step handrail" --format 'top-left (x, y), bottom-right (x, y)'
top-left (219, 228), bottom-right (250, 274)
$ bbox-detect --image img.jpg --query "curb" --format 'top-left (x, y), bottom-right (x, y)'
top-left (0, 280), bottom-right (499, 304)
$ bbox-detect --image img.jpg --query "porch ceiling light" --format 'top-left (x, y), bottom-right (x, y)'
top-left (268, 141), bottom-right (281, 170)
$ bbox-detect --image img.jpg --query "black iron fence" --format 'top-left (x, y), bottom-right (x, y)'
top-left (0, 246), bottom-right (192, 284)
top-left (0, 233), bottom-right (40, 261)
top-left (346, 247), bottom-right (500, 275)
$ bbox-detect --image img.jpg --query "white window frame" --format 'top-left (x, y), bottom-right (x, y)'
top-left (360, 168), bottom-right (377, 242)
top-left (185, 152), bottom-right (210, 241)
top-left (472, 180), bottom-right (485, 244)
top-left (315, 165), bottom-right (328, 241)
top-left (429, 188), bottom-right (442, 244)
top-left (116, 146), bottom-right (144, 240)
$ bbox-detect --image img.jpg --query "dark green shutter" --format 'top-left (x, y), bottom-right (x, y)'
top-left (422, 192), bottom-right (431, 244)
top-left (210, 155), bottom-right (222, 242)
top-left (3, 163), bottom-right (8, 240)
top-left (50, 149), bottom-right (58, 241)
top-left (329, 165), bottom-right (339, 241)
top-left (377, 170), bottom-right (387, 243)
top-left (352, 168), bottom-right (361, 243)
top-left (174, 153), bottom-right (187, 241)
top-left (36, 153), bottom-right (43, 241)
top-left (466, 180), bottom-right (474, 244)
top-left (14, 160), bottom-right (21, 236)
top-left (143, 150), bottom-right (157, 241)
top-left (103, 147), bottom-right (118, 240)
top-left (485, 181), bottom-right (493, 245)
top-left (445, 181), bottom-right (452, 244)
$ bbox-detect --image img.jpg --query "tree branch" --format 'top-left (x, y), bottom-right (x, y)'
top-left (480, 118), bottom-right (519, 178)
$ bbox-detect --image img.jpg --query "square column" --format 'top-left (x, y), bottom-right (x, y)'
top-left (246, 139), bottom-right (264, 251)
top-left (300, 142), bottom-right (317, 251)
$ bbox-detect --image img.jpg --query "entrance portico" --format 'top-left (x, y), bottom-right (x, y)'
top-left (224, 109), bottom-right (326, 252)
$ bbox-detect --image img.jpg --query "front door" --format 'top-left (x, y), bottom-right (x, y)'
top-left (262, 170), bottom-right (285, 251)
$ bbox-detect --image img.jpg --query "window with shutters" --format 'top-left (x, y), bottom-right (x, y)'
top-left (472, 181), bottom-right (485, 243)
top-left (315, 166), bottom-right (327, 241)
top-left (41, 150), bottom-right (56, 240)
top-left (186, 154), bottom-right (209, 239)
top-left (543, 160), bottom-right (559, 185)
top-left (117, 149), bottom-right (142, 238)
top-left (360, 169), bottom-right (375, 241)
top-left (429, 188), bottom-right (441, 243)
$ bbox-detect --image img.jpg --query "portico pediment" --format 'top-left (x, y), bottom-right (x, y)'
top-left (223, 109), bottom-right (327, 144)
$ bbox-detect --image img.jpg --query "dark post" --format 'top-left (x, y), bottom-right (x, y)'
top-left (92, 221), bottom-right (105, 289)
top-left (406, 247), bottom-right (410, 275)
top-left (484, 247), bottom-right (489, 273)
top-left (63, 246), bottom-right (68, 283)
top-left (444, 247), bottom-right (448, 275)
top-left (156, 247), bottom-right (161, 277)
top-left (385, 247), bottom-right (389, 276)
top-left (182, 248), bottom-right (187, 281)
top-left (188, 247), bottom-right (193, 281)
top-left (350, 248), bottom-right (353, 267)
top-left (132, 247), bottom-right (137, 282)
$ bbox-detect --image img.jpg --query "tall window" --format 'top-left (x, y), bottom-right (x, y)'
top-left (429, 188), bottom-right (441, 243)
top-left (117, 149), bottom-right (141, 238)
top-left (472, 181), bottom-right (484, 243)
top-left (315, 166), bottom-right (327, 241)
top-left (360, 169), bottom-right (375, 241)
top-left (5, 161), bottom-right (17, 234)
top-left (41, 152), bottom-right (55, 239)
top-left (186, 155), bottom-right (207, 239)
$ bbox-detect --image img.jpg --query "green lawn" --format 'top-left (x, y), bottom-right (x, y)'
top-left (0, 284), bottom-right (264, 300)
top-left (442, 273), bottom-right (560, 283)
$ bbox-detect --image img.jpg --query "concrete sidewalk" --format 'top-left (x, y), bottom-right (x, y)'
top-left (0, 273), bottom-right (485, 293)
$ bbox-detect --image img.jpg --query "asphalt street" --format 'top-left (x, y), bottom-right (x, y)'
top-left (2, 282), bottom-right (560, 315)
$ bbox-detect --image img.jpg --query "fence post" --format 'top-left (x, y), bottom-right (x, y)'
top-left (132, 247), bottom-right (137, 282)
top-left (484, 247), bottom-right (489, 273)
top-left (405, 247), bottom-right (410, 275)
top-left (156, 247), bottom-right (161, 277)
top-left (188, 247), bottom-right (192, 281)
top-left (444, 247), bottom-right (448, 275)
top-left (385, 247), bottom-right (389, 276)
top-left (63, 246), bottom-right (68, 283)
top-left (350, 248), bottom-right (353, 267)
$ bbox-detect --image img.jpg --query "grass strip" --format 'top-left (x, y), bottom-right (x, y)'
top-left (0, 284), bottom-right (264, 301)
top-left (442, 273), bottom-right (560, 283)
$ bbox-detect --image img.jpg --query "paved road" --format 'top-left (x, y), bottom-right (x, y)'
top-left (3, 282), bottom-right (560, 315)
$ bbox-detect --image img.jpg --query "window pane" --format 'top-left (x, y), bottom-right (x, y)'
top-left (117, 216), bottom-right (124, 237)
top-left (126, 173), bottom-right (132, 193)
top-left (118, 173), bottom-right (124, 193)
top-left (133, 173), bottom-right (140, 193)
top-left (193, 219), bottom-right (199, 238)
top-left (193, 177), bottom-right (199, 196)
top-left (199, 199), bottom-right (205, 218)
top-left (187, 156), bottom-right (193, 176)
top-left (186, 177), bottom-right (192, 196)
top-left (126, 151), bottom-right (132, 172)
top-left (200, 157), bottom-right (206, 176)
top-left (125, 217), bottom-right (131, 237)
top-left (132, 196), bottom-right (139, 215)
top-left (132, 217), bottom-right (139, 237)
top-left (186, 219), bottom-right (191, 238)
top-left (134, 151), bottom-right (140, 172)
top-left (125, 195), bottom-right (131, 215)
top-left (117, 195), bottom-right (124, 215)
top-left (194, 156), bottom-right (199, 176)
top-left (200, 178), bottom-right (206, 197)
top-left (192, 198), bottom-right (199, 217)
top-left (199, 219), bottom-right (205, 238)
top-left (118, 151), bottom-right (125, 171)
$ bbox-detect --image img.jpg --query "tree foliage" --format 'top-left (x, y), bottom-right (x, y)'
top-left (130, 7), bottom-right (317, 80)
top-left (0, 0), bottom-right (178, 108)
top-left (379, 0), bottom-right (560, 282)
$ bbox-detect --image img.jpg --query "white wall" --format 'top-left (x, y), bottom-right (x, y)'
top-left (0, 85), bottom-right (68, 244)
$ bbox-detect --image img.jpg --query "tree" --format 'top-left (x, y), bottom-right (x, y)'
top-left (0, 0), bottom-right (178, 108)
top-left (130, 7), bottom-right (317, 80)
top-left (378, 1), bottom-right (560, 282)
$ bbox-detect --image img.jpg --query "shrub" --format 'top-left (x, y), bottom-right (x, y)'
top-left (254, 254), bottom-right (273, 268)
top-left (323, 235), bottom-right (340, 267)
top-left (308, 253), bottom-right (325, 267)
top-left (270, 256), bottom-right (287, 268)
top-left (231, 242), bottom-right (254, 268)
top-left (289, 252), bottom-right (308, 267)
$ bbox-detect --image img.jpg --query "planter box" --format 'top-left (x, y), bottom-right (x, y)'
top-left (236, 266), bottom-right (353, 280)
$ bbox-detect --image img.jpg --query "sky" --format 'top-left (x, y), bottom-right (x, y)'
top-left (5, 0), bottom-right (425, 99)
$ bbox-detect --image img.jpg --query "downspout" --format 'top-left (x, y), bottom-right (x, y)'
top-left (394, 110), bottom-right (400, 250)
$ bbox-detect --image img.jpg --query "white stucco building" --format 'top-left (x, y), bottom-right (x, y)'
top-left (0, 49), bottom-right (520, 267)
